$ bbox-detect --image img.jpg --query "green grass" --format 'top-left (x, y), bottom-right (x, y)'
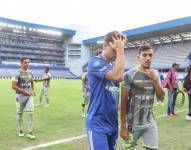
top-left (0, 79), bottom-right (190, 150)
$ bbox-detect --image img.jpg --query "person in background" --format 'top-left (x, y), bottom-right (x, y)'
top-left (184, 65), bottom-right (191, 121)
top-left (166, 63), bottom-right (180, 117)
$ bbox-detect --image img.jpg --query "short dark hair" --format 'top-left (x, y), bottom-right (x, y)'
top-left (20, 56), bottom-right (29, 63)
top-left (104, 31), bottom-right (125, 44)
top-left (172, 63), bottom-right (179, 68)
top-left (138, 45), bottom-right (152, 53)
top-left (45, 67), bottom-right (49, 71)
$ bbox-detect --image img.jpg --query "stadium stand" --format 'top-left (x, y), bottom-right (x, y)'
top-left (83, 16), bottom-right (191, 72)
top-left (0, 64), bottom-right (78, 79)
top-left (124, 42), bottom-right (190, 68)
top-left (0, 16), bottom-right (191, 77)
top-left (0, 17), bottom-right (76, 65)
top-left (0, 17), bottom-right (81, 79)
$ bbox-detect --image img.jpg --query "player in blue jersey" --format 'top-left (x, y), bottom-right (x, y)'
top-left (86, 31), bottom-right (126, 150)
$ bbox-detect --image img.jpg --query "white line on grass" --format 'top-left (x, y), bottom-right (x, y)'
top-left (20, 109), bottom-right (187, 150)
top-left (20, 134), bottom-right (87, 150)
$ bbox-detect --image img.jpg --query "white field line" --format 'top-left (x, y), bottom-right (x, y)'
top-left (20, 134), bottom-right (86, 150)
top-left (20, 109), bottom-right (187, 150)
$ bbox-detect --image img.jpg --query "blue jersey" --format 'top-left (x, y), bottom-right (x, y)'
top-left (86, 55), bottom-right (119, 133)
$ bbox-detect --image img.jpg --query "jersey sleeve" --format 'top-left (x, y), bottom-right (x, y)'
top-left (82, 73), bottom-right (87, 81)
top-left (48, 73), bottom-right (52, 79)
top-left (166, 70), bottom-right (172, 79)
top-left (30, 71), bottom-right (34, 80)
top-left (82, 74), bottom-right (85, 80)
top-left (88, 57), bottom-right (112, 80)
top-left (122, 71), bottom-right (131, 89)
top-left (12, 71), bottom-right (20, 81)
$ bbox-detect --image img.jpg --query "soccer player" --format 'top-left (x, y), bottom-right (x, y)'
top-left (120, 45), bottom-right (165, 150)
top-left (81, 70), bottom-right (90, 117)
top-left (87, 31), bottom-right (126, 150)
top-left (34, 67), bottom-right (51, 107)
top-left (12, 57), bottom-right (36, 139)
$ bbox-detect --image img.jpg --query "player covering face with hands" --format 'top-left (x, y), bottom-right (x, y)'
top-left (86, 31), bottom-right (126, 150)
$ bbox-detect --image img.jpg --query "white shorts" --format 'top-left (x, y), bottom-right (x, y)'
top-left (82, 91), bottom-right (90, 105)
top-left (16, 95), bottom-right (34, 114)
top-left (124, 121), bottom-right (158, 149)
top-left (40, 87), bottom-right (49, 95)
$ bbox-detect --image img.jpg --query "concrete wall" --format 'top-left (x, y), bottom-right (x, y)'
top-left (64, 24), bottom-right (91, 76)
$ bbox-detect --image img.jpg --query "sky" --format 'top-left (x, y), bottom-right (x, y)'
top-left (0, 0), bottom-right (190, 38)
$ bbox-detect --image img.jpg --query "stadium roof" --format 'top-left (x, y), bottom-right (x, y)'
top-left (0, 17), bottom-right (76, 36)
top-left (83, 16), bottom-right (191, 45)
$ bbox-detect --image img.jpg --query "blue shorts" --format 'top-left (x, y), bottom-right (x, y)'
top-left (87, 130), bottom-right (118, 150)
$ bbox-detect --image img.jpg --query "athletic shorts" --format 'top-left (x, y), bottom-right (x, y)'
top-left (124, 121), bottom-right (158, 149)
top-left (16, 94), bottom-right (34, 114)
top-left (82, 91), bottom-right (90, 105)
top-left (40, 86), bottom-right (49, 95)
top-left (87, 130), bottom-right (118, 150)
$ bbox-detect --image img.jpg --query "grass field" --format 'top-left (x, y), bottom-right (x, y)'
top-left (0, 79), bottom-right (191, 150)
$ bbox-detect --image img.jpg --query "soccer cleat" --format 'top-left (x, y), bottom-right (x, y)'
top-left (81, 114), bottom-right (86, 118)
top-left (123, 134), bottom-right (134, 150)
top-left (18, 131), bottom-right (24, 137)
top-left (185, 115), bottom-right (191, 121)
top-left (123, 143), bottom-right (134, 150)
top-left (44, 104), bottom-right (49, 107)
top-left (35, 104), bottom-right (41, 107)
top-left (27, 133), bottom-right (36, 139)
